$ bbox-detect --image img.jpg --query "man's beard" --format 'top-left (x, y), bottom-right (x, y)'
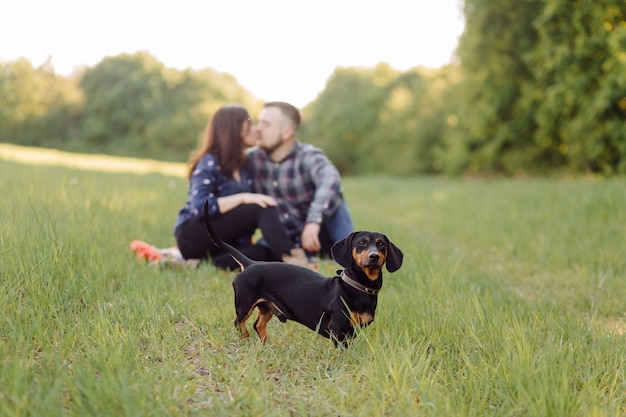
top-left (260, 138), bottom-right (282, 156)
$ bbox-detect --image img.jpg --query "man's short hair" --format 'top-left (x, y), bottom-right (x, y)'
top-left (264, 101), bottom-right (300, 130)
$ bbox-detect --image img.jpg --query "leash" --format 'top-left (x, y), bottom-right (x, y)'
top-left (339, 270), bottom-right (379, 296)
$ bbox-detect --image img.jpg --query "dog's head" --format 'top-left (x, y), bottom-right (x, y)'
top-left (331, 231), bottom-right (403, 281)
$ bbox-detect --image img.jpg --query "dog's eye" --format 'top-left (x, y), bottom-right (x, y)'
top-left (358, 239), bottom-right (368, 247)
top-left (376, 241), bottom-right (386, 249)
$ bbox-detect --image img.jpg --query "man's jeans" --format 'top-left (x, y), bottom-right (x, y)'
top-left (319, 201), bottom-right (354, 256)
top-left (258, 200), bottom-right (354, 258)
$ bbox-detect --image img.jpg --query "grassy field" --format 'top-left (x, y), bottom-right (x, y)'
top-left (1, 146), bottom-right (625, 416)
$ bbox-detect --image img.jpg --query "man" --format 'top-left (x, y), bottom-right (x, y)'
top-left (248, 101), bottom-right (354, 256)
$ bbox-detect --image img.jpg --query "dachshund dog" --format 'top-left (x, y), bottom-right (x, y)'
top-left (203, 200), bottom-right (403, 346)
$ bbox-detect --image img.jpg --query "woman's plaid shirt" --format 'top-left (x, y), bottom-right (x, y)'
top-left (247, 141), bottom-right (345, 243)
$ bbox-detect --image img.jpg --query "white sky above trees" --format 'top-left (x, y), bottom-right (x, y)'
top-left (1, 0), bottom-right (465, 107)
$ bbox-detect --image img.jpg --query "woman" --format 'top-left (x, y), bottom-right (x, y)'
top-left (173, 104), bottom-right (310, 269)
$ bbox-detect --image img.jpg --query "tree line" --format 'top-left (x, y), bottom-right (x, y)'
top-left (0, 52), bottom-right (261, 163)
top-left (1, 0), bottom-right (624, 176)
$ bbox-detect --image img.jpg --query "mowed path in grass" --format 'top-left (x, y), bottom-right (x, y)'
top-left (0, 143), bottom-right (185, 177)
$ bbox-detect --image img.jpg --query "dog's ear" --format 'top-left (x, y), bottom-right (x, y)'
top-left (331, 233), bottom-right (356, 268)
top-left (385, 239), bottom-right (404, 272)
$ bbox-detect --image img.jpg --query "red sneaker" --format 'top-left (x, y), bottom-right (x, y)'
top-left (130, 240), bottom-right (164, 262)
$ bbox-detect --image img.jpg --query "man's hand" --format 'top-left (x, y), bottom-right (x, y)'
top-left (300, 223), bottom-right (321, 253)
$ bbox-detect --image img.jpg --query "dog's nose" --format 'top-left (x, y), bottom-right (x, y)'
top-left (369, 252), bottom-right (380, 262)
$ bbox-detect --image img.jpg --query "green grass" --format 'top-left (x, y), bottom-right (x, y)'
top-left (1, 149), bottom-right (625, 416)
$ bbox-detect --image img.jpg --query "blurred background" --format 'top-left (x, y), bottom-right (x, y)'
top-left (1, 0), bottom-right (624, 176)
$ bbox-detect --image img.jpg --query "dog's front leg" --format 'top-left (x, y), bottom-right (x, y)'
top-left (328, 323), bottom-right (354, 348)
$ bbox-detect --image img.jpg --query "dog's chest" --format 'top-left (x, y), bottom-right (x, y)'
top-left (349, 311), bottom-right (374, 327)
top-left (333, 292), bottom-right (377, 328)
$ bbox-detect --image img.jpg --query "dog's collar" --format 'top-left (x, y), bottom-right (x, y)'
top-left (339, 270), bottom-right (379, 296)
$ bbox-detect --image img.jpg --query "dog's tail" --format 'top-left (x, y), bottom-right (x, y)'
top-left (203, 200), bottom-right (254, 270)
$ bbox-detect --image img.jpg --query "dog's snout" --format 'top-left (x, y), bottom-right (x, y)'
top-left (369, 252), bottom-right (380, 262)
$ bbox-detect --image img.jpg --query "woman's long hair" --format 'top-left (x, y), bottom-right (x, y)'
top-left (187, 105), bottom-right (250, 179)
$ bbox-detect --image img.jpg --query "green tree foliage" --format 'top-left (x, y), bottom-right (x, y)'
top-left (522, 0), bottom-right (626, 174)
top-left (0, 53), bottom-right (260, 162)
top-left (80, 52), bottom-right (162, 152)
top-left (303, 63), bottom-right (459, 175)
top-left (0, 58), bottom-right (44, 139)
top-left (302, 65), bottom-right (388, 174)
top-left (0, 58), bottom-right (82, 146)
top-left (79, 52), bottom-right (259, 160)
top-left (371, 66), bottom-right (461, 175)
top-left (444, 0), bottom-right (626, 175)
top-left (440, 0), bottom-right (543, 175)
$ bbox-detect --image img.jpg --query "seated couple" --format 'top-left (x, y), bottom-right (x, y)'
top-left (172, 101), bottom-right (354, 270)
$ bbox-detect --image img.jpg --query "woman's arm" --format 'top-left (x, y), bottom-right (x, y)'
top-left (191, 154), bottom-right (278, 217)
top-left (217, 193), bottom-right (278, 214)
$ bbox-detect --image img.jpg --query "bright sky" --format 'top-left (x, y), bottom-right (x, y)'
top-left (1, 0), bottom-right (465, 108)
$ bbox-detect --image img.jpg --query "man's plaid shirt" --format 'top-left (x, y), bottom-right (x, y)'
top-left (247, 141), bottom-right (345, 244)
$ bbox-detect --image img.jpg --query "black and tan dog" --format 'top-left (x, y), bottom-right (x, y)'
top-left (203, 201), bottom-right (403, 347)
